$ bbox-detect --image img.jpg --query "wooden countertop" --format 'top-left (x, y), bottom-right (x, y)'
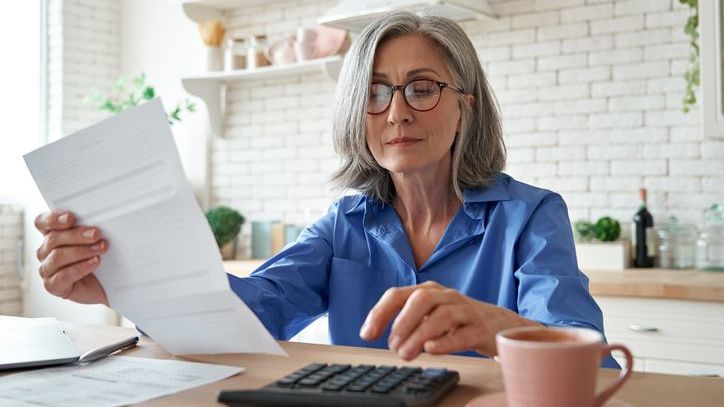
top-left (224, 261), bottom-right (724, 303)
top-left (18, 323), bottom-right (723, 407)
top-left (586, 268), bottom-right (724, 302)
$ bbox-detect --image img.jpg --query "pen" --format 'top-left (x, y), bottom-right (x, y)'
top-left (77, 335), bottom-right (139, 364)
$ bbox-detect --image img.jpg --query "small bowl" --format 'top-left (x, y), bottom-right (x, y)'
top-left (313, 25), bottom-right (350, 58)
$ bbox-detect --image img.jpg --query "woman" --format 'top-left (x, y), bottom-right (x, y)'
top-left (33, 12), bottom-right (618, 367)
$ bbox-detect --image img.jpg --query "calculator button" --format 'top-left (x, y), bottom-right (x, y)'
top-left (421, 368), bottom-right (448, 379)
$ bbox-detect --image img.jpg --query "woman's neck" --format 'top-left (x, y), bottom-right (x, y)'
top-left (390, 160), bottom-right (461, 230)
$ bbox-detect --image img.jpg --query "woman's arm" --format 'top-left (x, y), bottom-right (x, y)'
top-left (514, 193), bottom-right (620, 368)
top-left (227, 203), bottom-right (338, 340)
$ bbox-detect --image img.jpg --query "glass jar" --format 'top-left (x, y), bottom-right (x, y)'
top-left (671, 223), bottom-right (697, 269)
top-left (656, 217), bottom-right (697, 269)
top-left (247, 34), bottom-right (269, 69)
top-left (225, 37), bottom-right (247, 71)
top-left (656, 226), bottom-right (671, 268)
top-left (696, 203), bottom-right (724, 272)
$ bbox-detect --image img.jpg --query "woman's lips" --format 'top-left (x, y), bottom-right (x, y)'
top-left (387, 137), bottom-right (421, 146)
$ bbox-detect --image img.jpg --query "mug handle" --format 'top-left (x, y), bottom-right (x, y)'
top-left (593, 343), bottom-right (634, 407)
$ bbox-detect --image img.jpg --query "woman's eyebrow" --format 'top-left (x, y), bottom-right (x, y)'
top-left (371, 67), bottom-right (442, 80)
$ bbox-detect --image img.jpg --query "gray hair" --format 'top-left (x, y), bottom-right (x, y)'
top-left (331, 11), bottom-right (506, 204)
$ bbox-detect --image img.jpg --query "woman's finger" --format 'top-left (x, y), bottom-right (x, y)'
top-left (360, 285), bottom-right (418, 340)
top-left (38, 240), bottom-right (108, 279)
top-left (395, 303), bottom-right (469, 360)
top-left (34, 211), bottom-right (75, 235)
top-left (423, 324), bottom-right (481, 355)
top-left (36, 227), bottom-right (103, 261)
top-left (43, 256), bottom-right (101, 299)
top-left (389, 287), bottom-right (458, 349)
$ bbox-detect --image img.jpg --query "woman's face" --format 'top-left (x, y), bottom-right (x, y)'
top-left (365, 34), bottom-right (464, 177)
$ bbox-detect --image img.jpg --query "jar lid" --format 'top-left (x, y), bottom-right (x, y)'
top-left (705, 203), bottom-right (724, 223)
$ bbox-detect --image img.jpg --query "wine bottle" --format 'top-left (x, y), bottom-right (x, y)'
top-left (632, 188), bottom-right (655, 267)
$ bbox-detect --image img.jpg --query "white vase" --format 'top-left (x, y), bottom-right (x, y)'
top-left (206, 46), bottom-right (223, 72)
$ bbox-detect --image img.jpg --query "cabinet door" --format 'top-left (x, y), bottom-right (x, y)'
top-left (596, 296), bottom-right (724, 374)
top-left (645, 358), bottom-right (724, 378)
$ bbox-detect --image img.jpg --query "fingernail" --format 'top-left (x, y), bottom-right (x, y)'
top-left (360, 323), bottom-right (373, 339)
top-left (389, 335), bottom-right (401, 351)
top-left (399, 346), bottom-right (412, 360)
top-left (91, 242), bottom-right (102, 251)
top-left (58, 213), bottom-right (69, 224)
top-left (83, 229), bottom-right (96, 239)
top-left (87, 256), bottom-right (98, 265)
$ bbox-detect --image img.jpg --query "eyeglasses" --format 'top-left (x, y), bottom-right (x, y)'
top-left (367, 79), bottom-right (465, 115)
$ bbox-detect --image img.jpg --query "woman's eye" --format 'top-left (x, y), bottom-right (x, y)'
top-left (409, 82), bottom-right (436, 97)
top-left (370, 86), bottom-right (389, 101)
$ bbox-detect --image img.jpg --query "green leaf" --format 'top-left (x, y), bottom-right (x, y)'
top-left (143, 86), bottom-right (155, 100)
top-left (680, 0), bottom-right (699, 113)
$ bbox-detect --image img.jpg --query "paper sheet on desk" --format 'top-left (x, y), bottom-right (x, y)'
top-left (0, 356), bottom-right (242, 407)
top-left (24, 98), bottom-right (285, 356)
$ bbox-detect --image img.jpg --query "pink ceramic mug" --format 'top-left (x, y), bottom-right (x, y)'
top-left (496, 326), bottom-right (633, 407)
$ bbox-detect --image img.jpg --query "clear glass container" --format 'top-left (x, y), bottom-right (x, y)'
top-left (656, 217), bottom-right (697, 269)
top-left (247, 34), bottom-right (269, 69)
top-left (224, 37), bottom-right (247, 71)
top-left (696, 203), bottom-right (724, 272)
top-left (656, 226), bottom-right (672, 269)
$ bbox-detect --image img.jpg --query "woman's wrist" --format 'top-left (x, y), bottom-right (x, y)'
top-left (476, 305), bottom-right (541, 356)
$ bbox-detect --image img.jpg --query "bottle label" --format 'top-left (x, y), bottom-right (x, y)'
top-left (630, 223), bottom-right (637, 259)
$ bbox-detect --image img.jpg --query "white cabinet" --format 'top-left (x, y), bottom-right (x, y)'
top-left (596, 296), bottom-right (724, 377)
top-left (701, 0), bottom-right (724, 139)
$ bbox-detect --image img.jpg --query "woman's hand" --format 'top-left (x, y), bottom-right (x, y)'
top-left (359, 281), bottom-right (540, 360)
top-left (34, 210), bottom-right (109, 306)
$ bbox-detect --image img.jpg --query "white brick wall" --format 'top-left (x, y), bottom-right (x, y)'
top-left (47, 0), bottom-right (120, 140)
top-left (78, 0), bottom-right (721, 257)
top-left (0, 205), bottom-right (23, 316)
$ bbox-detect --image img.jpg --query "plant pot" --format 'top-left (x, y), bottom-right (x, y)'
top-left (220, 237), bottom-right (238, 260)
top-left (575, 241), bottom-right (630, 272)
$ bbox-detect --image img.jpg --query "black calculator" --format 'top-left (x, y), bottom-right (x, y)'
top-left (218, 362), bottom-right (460, 407)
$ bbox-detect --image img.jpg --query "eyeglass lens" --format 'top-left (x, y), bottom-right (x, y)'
top-left (368, 79), bottom-right (441, 114)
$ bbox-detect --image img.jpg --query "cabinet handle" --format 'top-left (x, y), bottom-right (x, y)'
top-left (627, 324), bottom-right (659, 333)
top-left (687, 372), bottom-right (720, 378)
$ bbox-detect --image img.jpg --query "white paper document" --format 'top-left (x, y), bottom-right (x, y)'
top-left (24, 99), bottom-right (285, 356)
top-left (0, 356), bottom-right (242, 407)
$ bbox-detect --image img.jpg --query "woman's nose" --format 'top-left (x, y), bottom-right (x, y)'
top-left (387, 90), bottom-right (413, 125)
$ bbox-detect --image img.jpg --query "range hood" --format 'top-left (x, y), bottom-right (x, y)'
top-left (319, 0), bottom-right (498, 32)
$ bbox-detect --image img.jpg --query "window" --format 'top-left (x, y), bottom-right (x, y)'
top-left (0, 0), bottom-right (45, 203)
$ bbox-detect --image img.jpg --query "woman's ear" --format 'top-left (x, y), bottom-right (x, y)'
top-left (456, 94), bottom-right (475, 132)
top-left (464, 94), bottom-right (475, 108)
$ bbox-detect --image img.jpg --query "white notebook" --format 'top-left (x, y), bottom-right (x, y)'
top-left (0, 316), bottom-right (80, 370)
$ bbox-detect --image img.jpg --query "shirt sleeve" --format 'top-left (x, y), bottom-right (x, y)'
top-left (226, 202), bottom-right (338, 340)
top-left (514, 193), bottom-right (620, 369)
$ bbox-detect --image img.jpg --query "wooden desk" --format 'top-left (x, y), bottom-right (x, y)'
top-left (21, 323), bottom-right (722, 407)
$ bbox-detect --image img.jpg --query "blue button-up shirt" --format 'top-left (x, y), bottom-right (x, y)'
top-left (228, 173), bottom-right (619, 368)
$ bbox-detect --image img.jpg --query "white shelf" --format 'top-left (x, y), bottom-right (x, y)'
top-left (319, 0), bottom-right (498, 32)
top-left (182, 55), bottom-right (343, 136)
top-left (182, 0), bottom-right (293, 23)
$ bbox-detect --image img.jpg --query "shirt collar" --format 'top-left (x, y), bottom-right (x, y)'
top-left (462, 173), bottom-right (512, 204)
top-left (344, 173), bottom-right (512, 216)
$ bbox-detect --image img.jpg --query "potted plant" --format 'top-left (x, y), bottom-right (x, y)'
top-left (574, 216), bottom-right (630, 271)
top-left (205, 206), bottom-right (245, 260)
top-left (85, 72), bottom-right (196, 124)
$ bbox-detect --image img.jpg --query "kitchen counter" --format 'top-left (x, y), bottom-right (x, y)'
top-left (224, 261), bottom-right (724, 303)
top-left (586, 268), bottom-right (724, 302)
